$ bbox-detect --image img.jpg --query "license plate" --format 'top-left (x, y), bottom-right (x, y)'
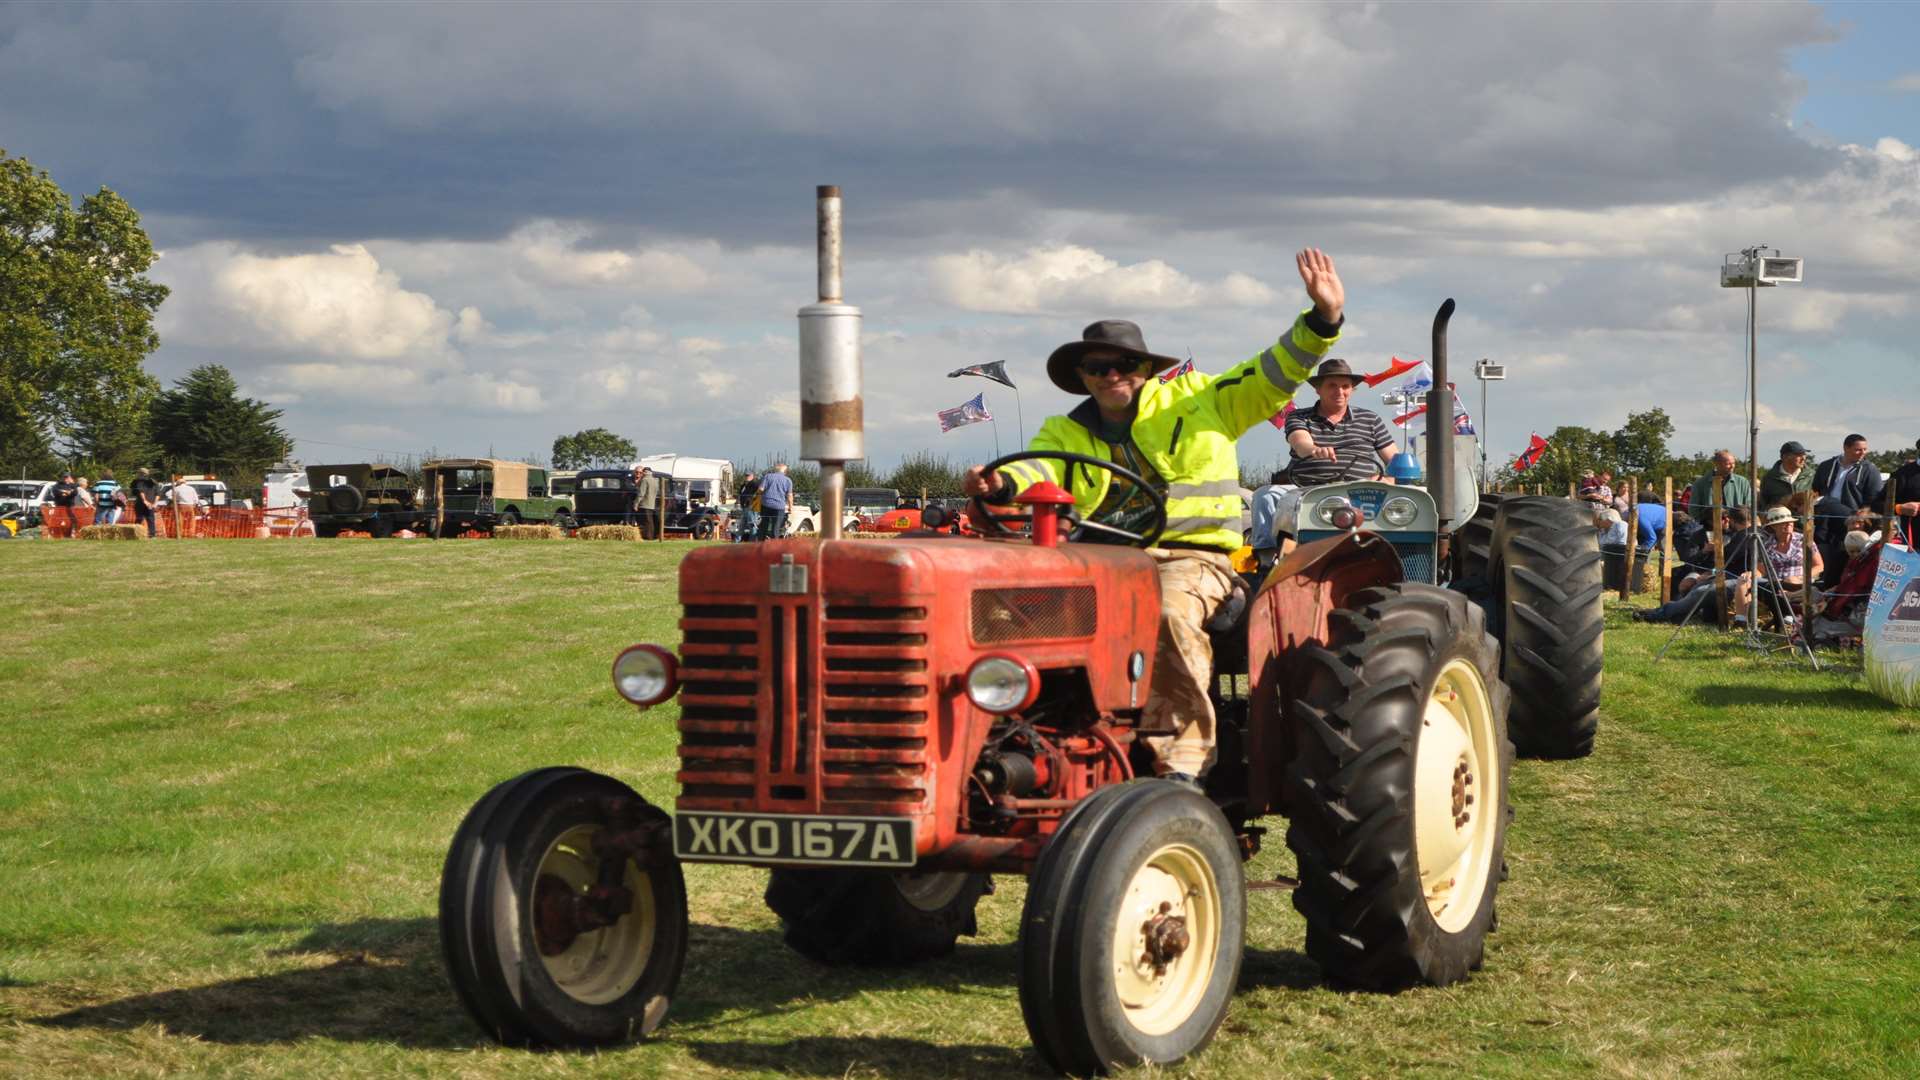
top-left (673, 812), bottom-right (916, 868)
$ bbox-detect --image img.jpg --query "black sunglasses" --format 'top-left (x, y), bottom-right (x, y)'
top-left (1079, 357), bottom-right (1146, 378)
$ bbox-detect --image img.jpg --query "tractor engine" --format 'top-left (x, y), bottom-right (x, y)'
top-left (626, 534), bottom-right (1162, 872)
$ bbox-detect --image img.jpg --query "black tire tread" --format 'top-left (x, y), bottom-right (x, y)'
top-left (1494, 497), bottom-right (1604, 759)
top-left (764, 868), bottom-right (987, 966)
top-left (1283, 583), bottom-right (1513, 991)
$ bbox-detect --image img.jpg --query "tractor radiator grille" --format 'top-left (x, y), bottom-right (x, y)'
top-left (821, 605), bottom-right (931, 812)
top-left (1390, 542), bottom-right (1435, 584)
top-left (970, 586), bottom-right (1097, 644)
top-left (675, 600), bottom-right (931, 813)
top-left (676, 604), bottom-right (761, 803)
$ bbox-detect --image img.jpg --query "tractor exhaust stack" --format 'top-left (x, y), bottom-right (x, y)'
top-left (1425, 298), bottom-right (1457, 535)
top-left (798, 185), bottom-right (863, 539)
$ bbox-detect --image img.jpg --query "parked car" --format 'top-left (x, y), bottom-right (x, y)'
top-left (549, 470), bottom-right (579, 510)
top-left (570, 469), bottom-right (640, 527)
top-left (419, 459), bottom-right (572, 536)
top-left (305, 463), bottom-right (426, 537)
top-left (843, 486), bottom-right (901, 531)
top-left (0, 480), bottom-right (52, 527)
top-left (261, 466), bottom-right (308, 514)
top-left (162, 475), bottom-right (231, 507)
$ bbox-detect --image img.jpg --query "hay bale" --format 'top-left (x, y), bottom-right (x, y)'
top-left (575, 524), bottom-right (643, 541)
top-left (77, 524), bottom-right (146, 541)
top-left (494, 524), bottom-right (565, 540)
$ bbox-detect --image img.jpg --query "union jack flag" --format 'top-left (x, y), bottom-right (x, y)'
top-left (937, 392), bottom-right (993, 433)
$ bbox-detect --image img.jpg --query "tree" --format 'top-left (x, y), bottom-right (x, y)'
top-left (551, 428), bottom-right (635, 469)
top-left (1610, 408), bottom-right (1674, 476)
top-left (885, 451), bottom-right (962, 499)
top-left (150, 365), bottom-right (292, 491)
top-left (0, 149), bottom-right (168, 476)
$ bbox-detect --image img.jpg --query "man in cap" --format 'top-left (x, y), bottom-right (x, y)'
top-left (1284, 356), bottom-right (1399, 486)
top-left (1759, 440), bottom-right (1813, 511)
top-left (962, 248), bottom-right (1345, 784)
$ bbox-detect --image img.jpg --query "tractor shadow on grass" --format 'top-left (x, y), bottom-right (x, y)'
top-left (32, 916), bottom-right (1026, 1059)
top-left (1691, 683), bottom-right (1901, 712)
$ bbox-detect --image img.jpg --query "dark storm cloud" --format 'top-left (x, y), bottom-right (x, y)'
top-left (3, 1), bottom-right (1836, 249)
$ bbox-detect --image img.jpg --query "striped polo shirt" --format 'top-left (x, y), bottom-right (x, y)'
top-left (1284, 406), bottom-right (1394, 485)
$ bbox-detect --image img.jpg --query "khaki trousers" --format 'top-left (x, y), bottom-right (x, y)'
top-left (1139, 548), bottom-right (1237, 777)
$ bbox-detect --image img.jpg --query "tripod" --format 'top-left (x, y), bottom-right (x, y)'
top-left (1655, 527), bottom-right (1819, 669)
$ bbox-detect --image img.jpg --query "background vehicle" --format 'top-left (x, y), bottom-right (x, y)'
top-left (439, 200), bottom-right (1524, 1076)
top-left (0, 481), bottom-right (51, 527)
top-left (549, 469), bottom-right (579, 511)
top-left (420, 459), bottom-right (571, 536)
top-left (305, 463), bottom-right (425, 537)
top-left (569, 469), bottom-right (637, 527)
top-left (163, 475), bottom-right (231, 507)
top-left (261, 464), bottom-right (307, 514)
top-left (841, 485), bottom-right (900, 531)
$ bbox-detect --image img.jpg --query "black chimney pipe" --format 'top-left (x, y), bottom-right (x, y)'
top-left (1426, 299), bottom-right (1456, 534)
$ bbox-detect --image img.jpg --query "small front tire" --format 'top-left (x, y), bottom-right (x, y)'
top-left (439, 768), bottom-right (688, 1047)
top-left (765, 868), bottom-right (987, 965)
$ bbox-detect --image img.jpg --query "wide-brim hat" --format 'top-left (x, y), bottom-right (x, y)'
top-left (1307, 357), bottom-right (1358, 388)
top-left (1046, 320), bottom-right (1183, 394)
top-left (1762, 505), bottom-right (1796, 526)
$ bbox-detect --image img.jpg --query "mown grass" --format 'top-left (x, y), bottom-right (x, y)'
top-left (1, 539), bottom-right (1916, 1078)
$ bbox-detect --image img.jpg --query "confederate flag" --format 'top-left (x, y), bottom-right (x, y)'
top-left (1514, 432), bottom-right (1549, 471)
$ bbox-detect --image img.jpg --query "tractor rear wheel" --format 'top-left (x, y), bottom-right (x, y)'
top-left (1285, 584), bottom-right (1511, 990)
top-left (1018, 780), bottom-right (1245, 1076)
top-left (1449, 493), bottom-right (1503, 603)
top-left (439, 768), bottom-right (687, 1047)
top-left (1491, 497), bottom-right (1604, 759)
top-left (764, 868), bottom-right (988, 966)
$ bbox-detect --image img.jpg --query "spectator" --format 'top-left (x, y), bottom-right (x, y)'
top-left (1577, 470), bottom-right (1600, 501)
top-left (46, 471), bottom-right (79, 536)
top-left (1758, 440), bottom-right (1813, 510)
top-left (1731, 505), bottom-right (1822, 619)
top-left (73, 476), bottom-right (95, 510)
top-left (1888, 436), bottom-right (1920, 546)
top-left (735, 470), bottom-right (760, 542)
top-left (755, 462), bottom-right (793, 540)
top-left (1810, 434), bottom-right (1885, 585)
top-left (1578, 470), bottom-right (1612, 507)
top-left (1634, 506), bottom-right (1755, 623)
top-left (131, 468), bottom-right (161, 537)
top-left (633, 466), bottom-right (661, 538)
top-left (1633, 490), bottom-right (1666, 552)
top-left (169, 475), bottom-right (201, 537)
top-left (1283, 358), bottom-right (1398, 487)
top-left (1595, 506), bottom-right (1628, 548)
top-left (1687, 450), bottom-right (1752, 512)
top-left (93, 470), bottom-right (122, 525)
top-left (1810, 534), bottom-right (1885, 646)
top-left (1248, 468), bottom-right (1300, 572)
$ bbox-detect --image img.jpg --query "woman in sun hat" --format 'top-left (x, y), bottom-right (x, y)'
top-left (1732, 504), bottom-right (1822, 616)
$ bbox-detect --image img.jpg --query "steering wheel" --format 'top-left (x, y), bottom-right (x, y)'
top-left (972, 450), bottom-right (1168, 548)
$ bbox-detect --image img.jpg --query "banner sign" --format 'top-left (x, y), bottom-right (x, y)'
top-left (1863, 542), bottom-right (1920, 708)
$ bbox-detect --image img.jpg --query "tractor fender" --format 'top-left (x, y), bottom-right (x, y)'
top-left (1242, 531), bottom-right (1405, 818)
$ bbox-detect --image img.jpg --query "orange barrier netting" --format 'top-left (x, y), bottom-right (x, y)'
top-left (39, 506), bottom-right (313, 539)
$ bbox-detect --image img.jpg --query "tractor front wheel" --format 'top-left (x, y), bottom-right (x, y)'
top-left (1285, 584), bottom-right (1511, 990)
top-left (1019, 780), bottom-right (1245, 1076)
top-left (764, 868), bottom-right (987, 965)
top-left (439, 768), bottom-right (688, 1047)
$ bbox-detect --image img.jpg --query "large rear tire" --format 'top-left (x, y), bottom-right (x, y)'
top-left (1492, 497), bottom-right (1604, 759)
top-left (1285, 584), bottom-right (1512, 990)
top-left (439, 768), bottom-right (687, 1047)
top-left (764, 868), bottom-right (987, 965)
top-left (1019, 781), bottom-right (1245, 1076)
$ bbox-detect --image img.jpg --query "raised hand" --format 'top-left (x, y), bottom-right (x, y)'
top-left (1296, 248), bottom-right (1344, 325)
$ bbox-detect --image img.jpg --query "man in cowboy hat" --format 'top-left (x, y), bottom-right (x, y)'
top-left (1283, 357), bottom-right (1399, 487)
top-left (962, 248), bottom-right (1345, 784)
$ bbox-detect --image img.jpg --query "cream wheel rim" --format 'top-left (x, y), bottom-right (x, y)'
top-left (892, 871), bottom-right (969, 912)
top-left (1413, 656), bottom-right (1501, 933)
top-left (532, 824), bottom-right (656, 1004)
top-left (1108, 842), bottom-right (1220, 1037)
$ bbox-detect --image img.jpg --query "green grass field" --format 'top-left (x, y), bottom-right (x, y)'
top-left (2, 539), bottom-right (1916, 1078)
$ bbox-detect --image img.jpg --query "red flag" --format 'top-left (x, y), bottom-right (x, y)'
top-left (1362, 356), bottom-right (1421, 387)
top-left (1390, 403), bottom-right (1429, 427)
top-left (1159, 357), bottom-right (1196, 383)
top-left (1514, 432), bottom-right (1549, 471)
top-left (1266, 401), bottom-right (1295, 431)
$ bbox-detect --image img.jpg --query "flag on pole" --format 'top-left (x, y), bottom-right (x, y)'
top-left (1391, 401), bottom-right (1429, 427)
top-left (1453, 407), bottom-right (1475, 435)
top-left (1514, 432), bottom-right (1549, 471)
top-left (937, 392), bottom-right (994, 433)
top-left (1362, 356), bottom-right (1422, 387)
top-left (1158, 357), bottom-right (1196, 383)
top-left (1398, 362), bottom-right (1435, 395)
top-left (947, 361), bottom-right (1017, 388)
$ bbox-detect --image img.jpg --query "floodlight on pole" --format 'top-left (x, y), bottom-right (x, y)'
top-left (1473, 358), bottom-right (1505, 489)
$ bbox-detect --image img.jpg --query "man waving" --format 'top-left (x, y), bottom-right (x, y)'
top-left (963, 249), bottom-right (1344, 783)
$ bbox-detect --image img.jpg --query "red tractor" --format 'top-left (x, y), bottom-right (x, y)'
top-left (440, 450), bottom-right (1513, 1075)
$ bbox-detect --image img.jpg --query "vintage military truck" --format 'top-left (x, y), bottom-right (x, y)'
top-left (304, 463), bottom-right (425, 537)
top-left (439, 196), bottom-right (1533, 1076)
top-left (420, 459), bottom-right (573, 536)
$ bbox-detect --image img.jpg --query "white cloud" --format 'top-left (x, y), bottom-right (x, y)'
top-left (930, 245), bottom-right (1276, 315)
top-left (1889, 73), bottom-right (1920, 93)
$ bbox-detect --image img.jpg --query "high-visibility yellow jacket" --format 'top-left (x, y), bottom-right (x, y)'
top-left (998, 309), bottom-right (1339, 551)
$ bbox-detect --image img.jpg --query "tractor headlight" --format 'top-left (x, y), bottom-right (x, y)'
top-left (966, 654), bottom-right (1040, 715)
top-left (1313, 496), bottom-right (1350, 527)
top-left (612, 645), bottom-right (678, 706)
top-left (1380, 497), bottom-right (1418, 528)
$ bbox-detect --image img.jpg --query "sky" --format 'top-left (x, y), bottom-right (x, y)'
top-left (4, 1), bottom-right (1917, 474)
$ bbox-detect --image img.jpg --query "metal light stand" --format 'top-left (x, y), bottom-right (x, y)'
top-left (1655, 524), bottom-right (1818, 669)
top-left (1474, 358), bottom-right (1505, 491)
